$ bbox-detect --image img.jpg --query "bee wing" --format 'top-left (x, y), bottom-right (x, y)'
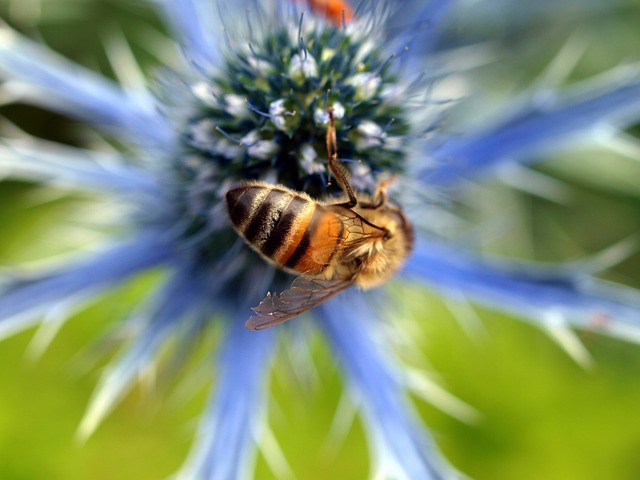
top-left (308, 207), bottom-right (386, 265)
top-left (246, 276), bottom-right (353, 330)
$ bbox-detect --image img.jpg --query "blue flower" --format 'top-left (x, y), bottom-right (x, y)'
top-left (1, 1), bottom-right (640, 478)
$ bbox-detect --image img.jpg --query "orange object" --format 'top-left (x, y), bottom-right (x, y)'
top-left (306, 0), bottom-right (353, 24)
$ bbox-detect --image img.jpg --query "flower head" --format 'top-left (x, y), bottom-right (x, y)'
top-left (2, 0), bottom-right (640, 478)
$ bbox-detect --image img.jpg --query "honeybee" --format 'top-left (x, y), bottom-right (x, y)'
top-left (225, 110), bottom-right (413, 330)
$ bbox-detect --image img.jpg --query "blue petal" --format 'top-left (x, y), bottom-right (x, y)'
top-left (178, 315), bottom-right (276, 480)
top-left (453, 0), bottom-right (628, 29)
top-left (0, 233), bottom-right (174, 339)
top-left (423, 70), bottom-right (640, 185)
top-left (159, 0), bottom-right (222, 69)
top-left (0, 26), bottom-right (173, 147)
top-left (318, 295), bottom-right (455, 480)
top-left (79, 266), bottom-right (206, 438)
top-left (404, 240), bottom-right (640, 338)
top-left (385, 0), bottom-right (453, 55)
top-left (0, 139), bottom-right (159, 193)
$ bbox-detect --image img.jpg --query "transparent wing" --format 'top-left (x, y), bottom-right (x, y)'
top-left (246, 276), bottom-right (353, 330)
top-left (315, 205), bottom-right (387, 264)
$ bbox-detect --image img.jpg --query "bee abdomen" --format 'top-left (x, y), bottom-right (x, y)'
top-left (226, 183), bottom-right (344, 274)
top-left (225, 184), bottom-right (312, 262)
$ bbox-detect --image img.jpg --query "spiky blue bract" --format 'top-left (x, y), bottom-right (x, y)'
top-left (383, 0), bottom-right (453, 55)
top-left (319, 295), bottom-right (457, 480)
top-left (425, 68), bottom-right (640, 185)
top-left (405, 241), bottom-right (640, 341)
top-left (159, 0), bottom-right (221, 68)
top-left (0, 233), bottom-right (173, 340)
top-left (0, 139), bottom-right (159, 193)
top-left (78, 264), bottom-right (212, 439)
top-left (1, 0), bottom-right (640, 478)
top-left (178, 314), bottom-right (275, 480)
top-left (0, 25), bottom-right (173, 147)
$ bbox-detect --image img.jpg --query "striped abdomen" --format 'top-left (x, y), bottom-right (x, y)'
top-left (225, 183), bottom-right (345, 274)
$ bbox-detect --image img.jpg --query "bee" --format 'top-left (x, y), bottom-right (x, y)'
top-left (225, 110), bottom-right (413, 330)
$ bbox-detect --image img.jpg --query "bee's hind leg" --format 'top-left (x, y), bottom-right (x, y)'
top-left (326, 108), bottom-right (358, 208)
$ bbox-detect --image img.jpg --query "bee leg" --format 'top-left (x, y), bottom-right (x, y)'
top-left (328, 153), bottom-right (357, 208)
top-left (326, 108), bottom-right (357, 208)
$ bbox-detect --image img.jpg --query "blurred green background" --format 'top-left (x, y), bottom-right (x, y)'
top-left (2, 0), bottom-right (640, 479)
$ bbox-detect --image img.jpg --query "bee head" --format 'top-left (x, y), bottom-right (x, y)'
top-left (353, 207), bottom-right (414, 289)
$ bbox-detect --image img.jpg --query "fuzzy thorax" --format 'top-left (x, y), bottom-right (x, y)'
top-left (339, 197), bottom-right (414, 289)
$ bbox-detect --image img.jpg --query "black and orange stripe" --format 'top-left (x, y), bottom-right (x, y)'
top-left (225, 183), bottom-right (345, 275)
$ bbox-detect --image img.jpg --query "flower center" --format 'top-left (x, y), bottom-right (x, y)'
top-left (168, 18), bottom-right (411, 264)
